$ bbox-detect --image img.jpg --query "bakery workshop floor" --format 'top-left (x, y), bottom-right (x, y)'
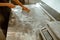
top-left (6, 3), bottom-right (51, 40)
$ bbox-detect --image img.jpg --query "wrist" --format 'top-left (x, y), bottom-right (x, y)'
top-left (6, 3), bottom-right (10, 6)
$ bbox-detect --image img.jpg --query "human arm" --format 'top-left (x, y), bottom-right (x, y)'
top-left (13, 0), bottom-right (30, 12)
top-left (0, 3), bottom-right (15, 8)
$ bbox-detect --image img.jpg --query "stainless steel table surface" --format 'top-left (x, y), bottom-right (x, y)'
top-left (47, 21), bottom-right (60, 39)
top-left (6, 3), bottom-right (51, 40)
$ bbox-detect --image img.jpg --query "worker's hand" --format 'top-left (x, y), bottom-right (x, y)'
top-left (22, 6), bottom-right (30, 13)
top-left (8, 3), bottom-right (15, 8)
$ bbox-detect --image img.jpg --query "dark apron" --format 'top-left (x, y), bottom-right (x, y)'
top-left (0, 0), bottom-right (11, 37)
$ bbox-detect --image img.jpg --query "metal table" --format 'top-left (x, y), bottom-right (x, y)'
top-left (6, 3), bottom-right (51, 40)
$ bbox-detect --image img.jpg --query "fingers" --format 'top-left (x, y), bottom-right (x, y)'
top-left (26, 9), bottom-right (30, 13)
top-left (8, 3), bottom-right (15, 8)
top-left (22, 7), bottom-right (30, 13)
